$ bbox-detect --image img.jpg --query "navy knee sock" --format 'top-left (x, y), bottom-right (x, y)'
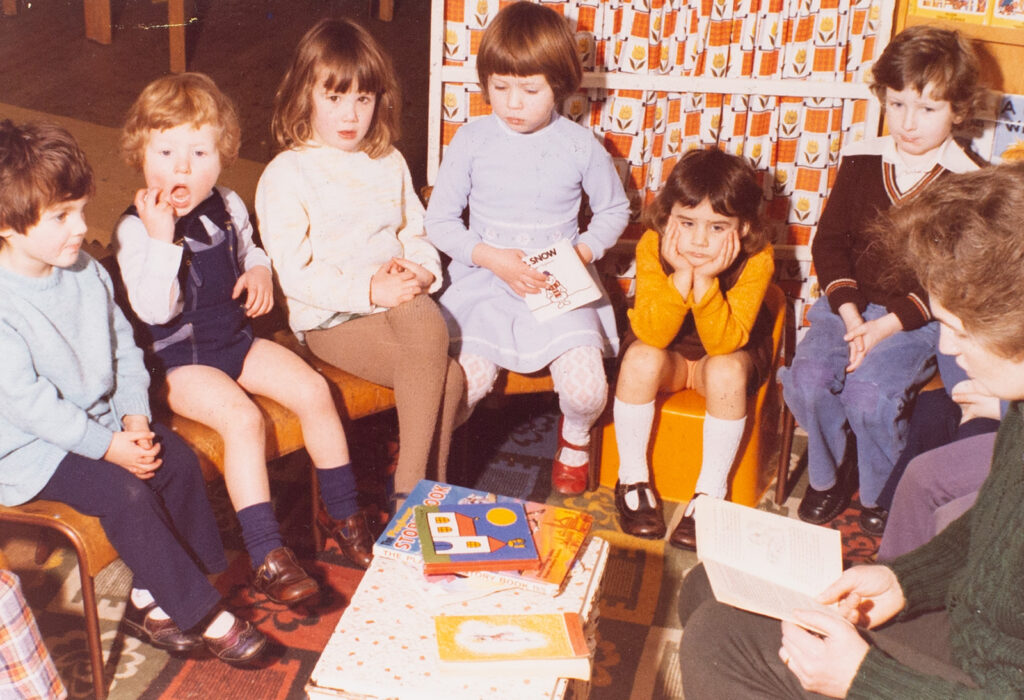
top-left (317, 463), bottom-right (359, 520)
top-left (236, 502), bottom-right (284, 567)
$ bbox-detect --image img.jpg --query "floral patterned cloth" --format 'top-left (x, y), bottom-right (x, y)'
top-left (435, 0), bottom-right (885, 328)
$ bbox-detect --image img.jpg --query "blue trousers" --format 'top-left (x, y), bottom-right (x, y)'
top-left (779, 300), bottom-right (938, 506)
top-left (36, 424), bottom-right (226, 631)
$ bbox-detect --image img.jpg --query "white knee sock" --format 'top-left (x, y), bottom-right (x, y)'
top-left (614, 398), bottom-right (655, 484)
top-left (693, 414), bottom-right (746, 500)
top-left (613, 398), bottom-right (657, 510)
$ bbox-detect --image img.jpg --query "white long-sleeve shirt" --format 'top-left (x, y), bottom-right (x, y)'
top-left (114, 186), bottom-right (270, 324)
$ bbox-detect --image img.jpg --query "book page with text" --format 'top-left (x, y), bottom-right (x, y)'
top-left (694, 498), bottom-right (842, 627)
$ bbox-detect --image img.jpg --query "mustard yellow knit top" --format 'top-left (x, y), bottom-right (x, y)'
top-left (627, 229), bottom-right (774, 353)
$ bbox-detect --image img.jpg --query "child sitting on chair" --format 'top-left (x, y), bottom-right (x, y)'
top-left (613, 149), bottom-right (774, 550)
top-left (0, 120), bottom-right (264, 665)
top-left (425, 2), bottom-right (629, 496)
top-left (779, 25), bottom-right (986, 531)
top-left (115, 73), bottom-right (375, 606)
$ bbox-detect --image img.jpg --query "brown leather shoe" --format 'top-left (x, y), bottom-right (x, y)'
top-left (316, 508), bottom-right (374, 569)
top-left (669, 512), bottom-right (697, 551)
top-left (614, 481), bottom-right (666, 539)
top-left (203, 615), bottom-right (267, 666)
top-left (122, 600), bottom-right (203, 653)
top-left (252, 547), bottom-right (319, 605)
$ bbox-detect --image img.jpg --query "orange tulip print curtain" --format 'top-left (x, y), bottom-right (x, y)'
top-left (429, 0), bottom-right (889, 324)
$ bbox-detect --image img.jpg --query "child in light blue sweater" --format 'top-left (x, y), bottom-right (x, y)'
top-left (0, 120), bottom-right (264, 665)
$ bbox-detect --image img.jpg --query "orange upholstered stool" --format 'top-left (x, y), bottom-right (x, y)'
top-left (597, 284), bottom-right (787, 506)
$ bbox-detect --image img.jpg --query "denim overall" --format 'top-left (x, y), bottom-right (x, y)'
top-left (137, 191), bottom-right (254, 379)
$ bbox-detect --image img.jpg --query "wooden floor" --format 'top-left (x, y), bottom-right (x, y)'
top-left (0, 0), bottom-right (431, 189)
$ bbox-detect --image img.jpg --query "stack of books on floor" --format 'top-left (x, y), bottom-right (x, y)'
top-left (306, 480), bottom-right (608, 700)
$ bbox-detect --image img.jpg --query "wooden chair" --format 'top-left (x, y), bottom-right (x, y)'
top-left (596, 283), bottom-right (790, 506)
top-left (0, 501), bottom-right (118, 700)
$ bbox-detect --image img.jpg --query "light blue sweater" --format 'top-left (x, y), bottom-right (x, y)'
top-left (0, 253), bottom-right (151, 506)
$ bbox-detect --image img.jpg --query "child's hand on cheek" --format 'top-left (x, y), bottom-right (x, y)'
top-left (695, 229), bottom-right (740, 282)
top-left (232, 265), bottom-right (275, 317)
top-left (371, 260), bottom-right (421, 307)
top-left (133, 187), bottom-right (176, 243)
top-left (661, 221), bottom-right (693, 297)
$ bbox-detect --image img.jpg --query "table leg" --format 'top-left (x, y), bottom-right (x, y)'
top-left (83, 0), bottom-right (112, 44)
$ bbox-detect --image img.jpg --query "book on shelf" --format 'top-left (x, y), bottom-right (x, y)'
top-left (415, 502), bottom-right (541, 574)
top-left (694, 497), bottom-right (842, 633)
top-left (374, 479), bottom-right (593, 594)
top-left (522, 238), bottom-right (602, 322)
top-left (433, 612), bottom-right (592, 681)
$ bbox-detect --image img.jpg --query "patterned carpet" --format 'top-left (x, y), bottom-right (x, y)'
top-left (3, 395), bottom-right (879, 700)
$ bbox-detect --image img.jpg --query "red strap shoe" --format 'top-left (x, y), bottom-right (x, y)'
top-left (551, 417), bottom-right (589, 496)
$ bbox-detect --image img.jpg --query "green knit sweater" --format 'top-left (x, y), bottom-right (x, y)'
top-left (848, 402), bottom-right (1024, 698)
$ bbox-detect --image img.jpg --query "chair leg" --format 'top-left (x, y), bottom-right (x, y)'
top-left (78, 566), bottom-right (107, 700)
top-left (775, 404), bottom-right (796, 505)
top-left (587, 422), bottom-right (602, 493)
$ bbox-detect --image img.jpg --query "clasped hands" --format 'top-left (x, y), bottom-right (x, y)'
top-left (838, 304), bottom-right (902, 373)
top-left (104, 414), bottom-right (162, 480)
top-left (779, 565), bottom-right (905, 697)
top-left (370, 257), bottom-right (435, 307)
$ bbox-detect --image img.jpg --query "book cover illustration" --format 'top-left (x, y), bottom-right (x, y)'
top-left (373, 479), bottom-right (592, 594)
top-left (991, 94), bottom-right (1024, 164)
top-left (416, 503), bottom-right (541, 574)
top-left (522, 238), bottom-right (602, 322)
top-left (433, 612), bottom-right (591, 680)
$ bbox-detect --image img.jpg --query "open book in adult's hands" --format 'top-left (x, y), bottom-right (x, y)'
top-left (694, 498), bottom-right (843, 632)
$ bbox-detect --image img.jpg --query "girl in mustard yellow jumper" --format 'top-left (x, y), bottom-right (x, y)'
top-left (614, 149), bottom-right (774, 551)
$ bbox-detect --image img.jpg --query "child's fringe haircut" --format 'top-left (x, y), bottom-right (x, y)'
top-left (271, 18), bottom-right (400, 158)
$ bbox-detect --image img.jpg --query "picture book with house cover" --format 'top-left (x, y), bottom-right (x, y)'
top-left (373, 479), bottom-right (593, 594)
top-left (415, 503), bottom-right (541, 574)
top-left (433, 612), bottom-right (592, 681)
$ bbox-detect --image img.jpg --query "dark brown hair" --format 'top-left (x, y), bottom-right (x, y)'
top-left (0, 120), bottom-right (94, 236)
top-left (870, 25), bottom-right (983, 122)
top-left (476, 2), bottom-right (582, 105)
top-left (121, 72), bottom-right (241, 170)
top-left (880, 163), bottom-right (1024, 359)
top-left (645, 147), bottom-right (769, 255)
top-left (271, 17), bottom-right (400, 158)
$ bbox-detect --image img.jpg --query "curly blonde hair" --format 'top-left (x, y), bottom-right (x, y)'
top-left (121, 72), bottom-right (241, 171)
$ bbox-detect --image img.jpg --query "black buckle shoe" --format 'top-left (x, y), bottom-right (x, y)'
top-left (797, 482), bottom-right (851, 525)
top-left (859, 505), bottom-right (889, 536)
top-left (614, 481), bottom-right (666, 539)
top-left (122, 599), bottom-right (203, 654)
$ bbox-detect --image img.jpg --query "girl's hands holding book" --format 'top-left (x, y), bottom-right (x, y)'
top-left (371, 259), bottom-right (421, 307)
top-left (134, 187), bottom-right (176, 243)
top-left (472, 244), bottom-right (546, 297)
top-left (233, 265), bottom-right (274, 317)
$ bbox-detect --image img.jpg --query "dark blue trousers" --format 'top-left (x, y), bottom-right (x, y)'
top-left (36, 424), bottom-right (226, 631)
